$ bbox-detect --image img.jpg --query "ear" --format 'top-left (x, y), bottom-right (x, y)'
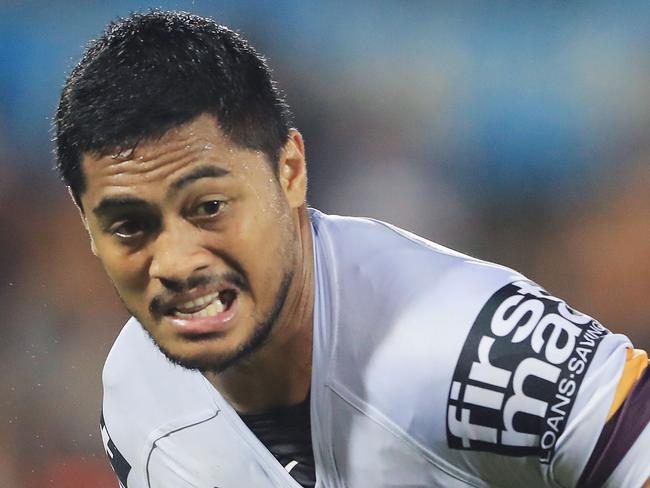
top-left (69, 187), bottom-right (98, 256)
top-left (278, 129), bottom-right (307, 209)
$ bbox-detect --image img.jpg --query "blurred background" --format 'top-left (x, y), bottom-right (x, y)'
top-left (1, 0), bottom-right (649, 486)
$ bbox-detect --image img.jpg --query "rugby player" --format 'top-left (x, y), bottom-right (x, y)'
top-left (54, 11), bottom-right (649, 488)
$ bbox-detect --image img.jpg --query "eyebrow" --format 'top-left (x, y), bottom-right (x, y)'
top-left (167, 165), bottom-right (231, 198)
top-left (92, 196), bottom-right (153, 218)
top-left (91, 165), bottom-right (231, 218)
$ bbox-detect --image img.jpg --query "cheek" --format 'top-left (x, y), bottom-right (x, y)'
top-left (97, 245), bottom-right (149, 296)
top-left (225, 214), bottom-right (274, 271)
top-left (226, 203), bottom-right (292, 280)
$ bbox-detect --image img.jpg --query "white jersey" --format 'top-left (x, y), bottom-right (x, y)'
top-left (101, 209), bottom-right (650, 488)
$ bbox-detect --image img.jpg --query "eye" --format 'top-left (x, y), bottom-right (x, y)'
top-left (194, 199), bottom-right (225, 218)
top-left (108, 219), bottom-right (149, 241)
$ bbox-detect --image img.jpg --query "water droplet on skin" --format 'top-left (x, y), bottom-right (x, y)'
top-left (111, 147), bottom-right (134, 160)
top-left (202, 143), bottom-right (215, 151)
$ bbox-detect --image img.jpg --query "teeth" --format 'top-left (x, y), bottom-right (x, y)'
top-left (193, 300), bottom-right (225, 318)
top-left (176, 292), bottom-right (220, 311)
top-left (172, 291), bottom-right (229, 318)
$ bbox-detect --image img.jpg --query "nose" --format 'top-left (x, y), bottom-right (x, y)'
top-left (149, 224), bottom-right (211, 290)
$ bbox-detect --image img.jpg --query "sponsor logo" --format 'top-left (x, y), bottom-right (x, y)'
top-left (101, 412), bottom-right (132, 487)
top-left (446, 280), bottom-right (608, 462)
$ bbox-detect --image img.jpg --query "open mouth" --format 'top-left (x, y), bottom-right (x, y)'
top-left (167, 289), bottom-right (237, 319)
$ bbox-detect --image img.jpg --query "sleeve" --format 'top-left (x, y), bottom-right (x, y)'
top-left (146, 447), bottom-right (204, 488)
top-left (100, 415), bottom-right (207, 488)
top-left (100, 412), bottom-right (140, 488)
top-left (576, 349), bottom-right (650, 488)
top-left (445, 278), bottom-right (650, 488)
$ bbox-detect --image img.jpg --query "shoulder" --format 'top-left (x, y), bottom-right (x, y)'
top-left (314, 211), bottom-right (643, 485)
top-left (311, 208), bottom-right (518, 298)
top-left (313, 209), bottom-right (526, 367)
top-left (311, 208), bottom-right (475, 263)
top-left (101, 318), bottom-right (218, 485)
top-left (314, 210), bottom-right (527, 441)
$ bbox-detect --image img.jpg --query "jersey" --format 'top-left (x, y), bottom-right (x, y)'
top-left (100, 208), bottom-right (650, 488)
top-left (239, 394), bottom-right (316, 487)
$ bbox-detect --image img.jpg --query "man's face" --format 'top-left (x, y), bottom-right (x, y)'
top-left (80, 114), bottom-right (307, 372)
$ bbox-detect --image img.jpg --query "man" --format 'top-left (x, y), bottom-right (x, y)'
top-left (54, 11), bottom-right (649, 488)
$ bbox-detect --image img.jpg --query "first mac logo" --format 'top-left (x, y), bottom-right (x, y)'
top-left (446, 280), bottom-right (607, 462)
top-left (101, 413), bottom-right (132, 487)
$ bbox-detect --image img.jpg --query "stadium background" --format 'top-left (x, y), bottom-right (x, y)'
top-left (0, 1), bottom-right (648, 485)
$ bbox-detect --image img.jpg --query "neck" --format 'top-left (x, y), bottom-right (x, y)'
top-left (204, 207), bottom-right (314, 414)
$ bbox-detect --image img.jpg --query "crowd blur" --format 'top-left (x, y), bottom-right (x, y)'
top-left (1, 1), bottom-right (648, 486)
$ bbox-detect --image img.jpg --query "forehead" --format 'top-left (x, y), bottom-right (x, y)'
top-left (80, 114), bottom-right (269, 206)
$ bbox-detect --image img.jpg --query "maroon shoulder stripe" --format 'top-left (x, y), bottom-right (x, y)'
top-left (577, 364), bottom-right (650, 488)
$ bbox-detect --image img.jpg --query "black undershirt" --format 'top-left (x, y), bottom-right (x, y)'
top-left (239, 395), bottom-right (316, 487)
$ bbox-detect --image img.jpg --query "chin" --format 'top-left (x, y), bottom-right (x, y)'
top-left (146, 313), bottom-right (277, 374)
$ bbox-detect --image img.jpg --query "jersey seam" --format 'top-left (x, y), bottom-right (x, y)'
top-left (359, 216), bottom-right (473, 259)
top-left (145, 411), bottom-right (220, 488)
top-left (327, 379), bottom-right (489, 488)
top-left (310, 209), bottom-right (344, 486)
top-left (217, 394), bottom-right (306, 488)
top-left (197, 377), bottom-right (305, 487)
top-left (314, 210), bottom-right (342, 368)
